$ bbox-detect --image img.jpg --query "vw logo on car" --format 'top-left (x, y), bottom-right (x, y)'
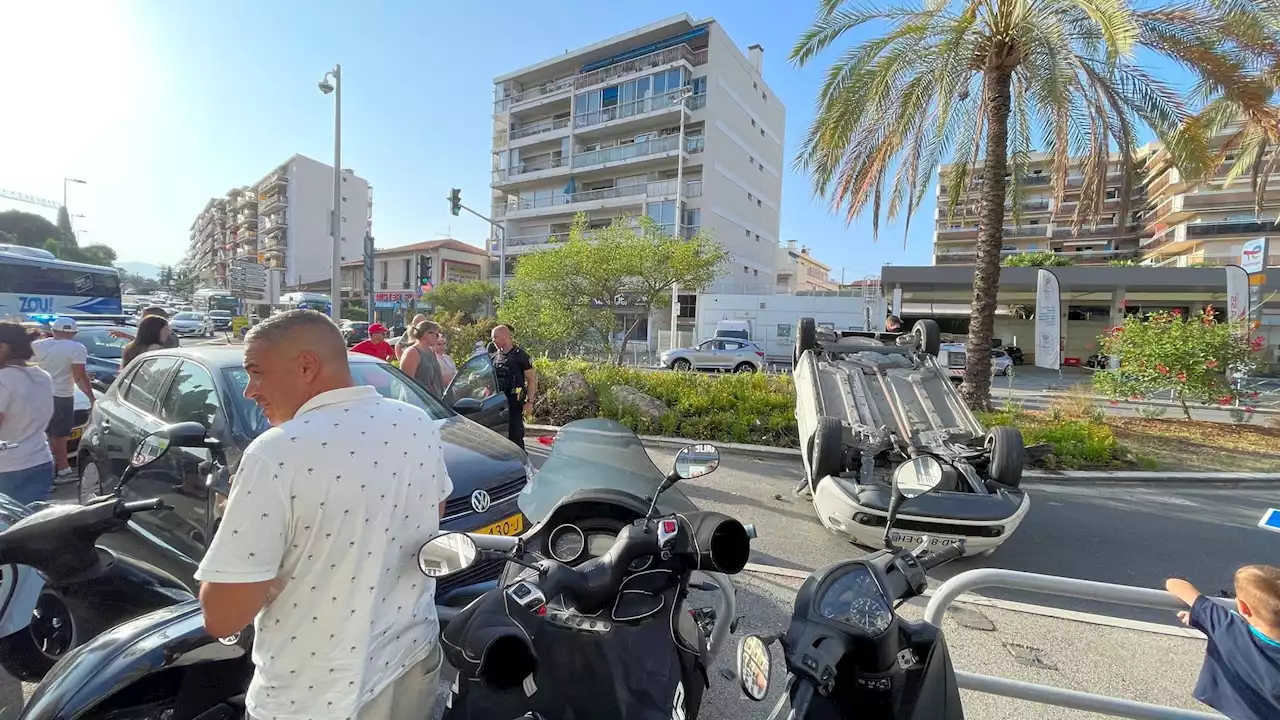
top-left (470, 489), bottom-right (491, 514)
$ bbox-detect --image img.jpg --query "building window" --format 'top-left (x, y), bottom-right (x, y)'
top-left (1106, 189), bottom-right (1118, 199)
top-left (757, 198), bottom-right (762, 207)
top-left (743, 266), bottom-right (749, 273)
top-left (404, 258), bottom-right (411, 287)
top-left (678, 294), bottom-right (696, 319)
top-left (749, 154), bottom-right (754, 164)
top-left (342, 216), bottom-right (347, 222)
top-left (762, 91), bottom-right (767, 101)
top-left (760, 128), bottom-right (765, 137)
top-left (755, 233), bottom-right (761, 242)
top-left (342, 196), bottom-right (347, 202)
top-left (759, 163), bottom-right (764, 172)
top-left (745, 229), bottom-right (751, 237)
top-left (751, 118), bottom-right (756, 127)
top-left (753, 269), bottom-right (758, 276)
top-left (747, 192), bottom-right (753, 202)
top-left (753, 81), bottom-right (758, 90)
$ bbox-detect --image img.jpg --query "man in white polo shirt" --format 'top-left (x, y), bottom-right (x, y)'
top-left (195, 309), bottom-right (453, 720)
top-left (32, 317), bottom-right (94, 483)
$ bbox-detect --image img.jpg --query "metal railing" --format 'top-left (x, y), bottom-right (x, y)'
top-left (496, 232), bottom-right (570, 250)
top-left (1052, 223), bottom-right (1143, 239)
top-left (259, 194), bottom-right (287, 211)
top-left (688, 93), bottom-right (707, 110)
top-left (1187, 219), bottom-right (1280, 238)
top-left (573, 134), bottom-right (681, 167)
top-left (492, 156), bottom-right (567, 184)
top-left (495, 76), bottom-right (575, 113)
top-left (510, 115), bottom-right (570, 141)
top-left (686, 136), bottom-right (704, 154)
top-left (924, 569), bottom-right (1230, 719)
top-left (684, 179), bottom-right (703, 198)
top-left (1003, 225), bottom-right (1049, 237)
top-left (501, 179), bottom-right (702, 215)
top-left (574, 89), bottom-right (689, 129)
top-left (259, 171), bottom-right (287, 189)
top-left (574, 43), bottom-right (708, 90)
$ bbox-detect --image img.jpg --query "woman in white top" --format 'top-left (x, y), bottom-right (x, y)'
top-left (0, 321), bottom-right (56, 505)
top-left (436, 333), bottom-right (457, 387)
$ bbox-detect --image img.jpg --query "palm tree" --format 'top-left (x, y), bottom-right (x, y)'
top-left (792, 0), bottom-right (1280, 409)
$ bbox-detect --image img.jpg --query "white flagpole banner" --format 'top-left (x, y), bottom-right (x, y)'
top-left (1034, 268), bottom-right (1061, 370)
top-left (1225, 264), bottom-right (1249, 324)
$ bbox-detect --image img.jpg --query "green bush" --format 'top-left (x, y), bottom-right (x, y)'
top-left (534, 359), bottom-right (799, 447)
top-left (979, 410), bottom-right (1122, 468)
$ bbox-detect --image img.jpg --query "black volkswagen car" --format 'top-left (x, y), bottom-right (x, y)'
top-left (74, 346), bottom-right (527, 603)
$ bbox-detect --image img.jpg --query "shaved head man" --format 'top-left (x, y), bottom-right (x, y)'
top-left (489, 324), bottom-right (536, 451)
top-left (197, 308), bottom-right (453, 720)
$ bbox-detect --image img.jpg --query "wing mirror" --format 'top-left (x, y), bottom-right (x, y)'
top-left (417, 532), bottom-right (480, 579)
top-left (673, 443), bottom-right (720, 480)
top-left (736, 634), bottom-right (772, 701)
top-left (883, 456), bottom-right (944, 548)
top-left (453, 397), bottom-right (484, 415)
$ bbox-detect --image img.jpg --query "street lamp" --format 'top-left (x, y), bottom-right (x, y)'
top-left (319, 65), bottom-right (342, 321)
top-left (670, 86), bottom-right (695, 351)
top-left (63, 178), bottom-right (86, 229)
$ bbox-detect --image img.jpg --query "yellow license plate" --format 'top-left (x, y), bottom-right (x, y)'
top-left (69, 427), bottom-right (83, 440)
top-left (477, 513), bottom-right (524, 536)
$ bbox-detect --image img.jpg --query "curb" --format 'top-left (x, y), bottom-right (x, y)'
top-left (526, 424), bottom-right (1280, 483)
top-left (996, 391), bottom-right (1280, 416)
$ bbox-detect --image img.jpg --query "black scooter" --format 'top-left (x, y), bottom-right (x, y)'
top-left (0, 430), bottom-right (200, 681)
top-left (734, 456), bottom-right (967, 719)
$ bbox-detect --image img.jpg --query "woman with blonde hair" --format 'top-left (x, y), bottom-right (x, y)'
top-left (395, 313), bottom-right (428, 361)
top-left (435, 332), bottom-right (457, 386)
top-left (399, 320), bottom-right (444, 396)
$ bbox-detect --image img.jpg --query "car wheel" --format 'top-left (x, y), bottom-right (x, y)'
top-left (734, 362), bottom-right (756, 373)
top-left (78, 460), bottom-right (104, 505)
top-left (985, 426), bottom-right (1025, 489)
top-left (912, 319), bottom-right (942, 356)
top-left (796, 317), bottom-right (817, 363)
top-left (810, 416), bottom-right (845, 484)
top-left (672, 358), bottom-right (692, 371)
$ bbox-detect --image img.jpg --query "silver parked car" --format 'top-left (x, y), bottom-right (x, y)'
top-left (168, 311), bottom-right (212, 337)
top-left (660, 338), bottom-right (765, 373)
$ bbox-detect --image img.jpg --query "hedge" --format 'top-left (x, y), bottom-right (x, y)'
top-left (533, 359), bottom-right (799, 448)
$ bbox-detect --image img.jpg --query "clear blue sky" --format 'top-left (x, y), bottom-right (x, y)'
top-left (0, 1), bottom-right (1185, 280)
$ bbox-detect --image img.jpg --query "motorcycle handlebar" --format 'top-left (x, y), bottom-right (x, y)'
top-left (920, 543), bottom-right (964, 570)
top-left (116, 499), bottom-right (166, 518)
top-left (788, 677), bottom-right (815, 720)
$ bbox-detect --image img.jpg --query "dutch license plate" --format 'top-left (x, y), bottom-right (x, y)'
top-left (477, 513), bottom-right (524, 536)
top-left (69, 427), bottom-right (83, 440)
top-left (889, 532), bottom-right (962, 548)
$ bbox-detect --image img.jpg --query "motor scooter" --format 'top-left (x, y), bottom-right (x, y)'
top-left (733, 455), bottom-right (967, 719)
top-left (0, 431), bottom-right (200, 682)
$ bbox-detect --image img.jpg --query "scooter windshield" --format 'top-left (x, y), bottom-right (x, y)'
top-left (518, 418), bottom-right (698, 524)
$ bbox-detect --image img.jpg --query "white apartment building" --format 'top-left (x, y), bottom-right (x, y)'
top-left (187, 154), bottom-right (372, 297)
top-left (489, 13), bottom-right (786, 313)
top-left (776, 240), bottom-right (838, 293)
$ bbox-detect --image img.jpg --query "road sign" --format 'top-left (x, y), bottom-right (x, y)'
top-left (1260, 508), bottom-right (1280, 534)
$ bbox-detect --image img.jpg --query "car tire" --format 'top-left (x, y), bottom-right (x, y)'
top-left (672, 358), bottom-right (692, 371)
top-left (734, 362), bottom-right (756, 373)
top-left (912, 319), bottom-right (942, 356)
top-left (78, 459), bottom-right (104, 505)
top-left (810, 416), bottom-right (845, 483)
top-left (985, 426), bottom-right (1025, 489)
top-left (796, 317), bottom-right (817, 364)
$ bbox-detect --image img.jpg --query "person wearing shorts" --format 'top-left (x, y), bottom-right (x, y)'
top-left (32, 317), bottom-right (94, 484)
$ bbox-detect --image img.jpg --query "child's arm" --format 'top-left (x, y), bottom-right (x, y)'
top-left (1165, 578), bottom-right (1202, 607)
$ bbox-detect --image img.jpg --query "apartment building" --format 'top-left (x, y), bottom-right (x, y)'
top-left (776, 240), bottom-right (838, 293)
top-left (339, 238), bottom-right (491, 303)
top-left (489, 13), bottom-right (785, 305)
top-left (932, 150), bottom-right (1149, 266)
top-left (186, 154), bottom-right (372, 297)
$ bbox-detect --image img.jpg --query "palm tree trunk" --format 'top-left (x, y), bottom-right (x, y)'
top-left (961, 66), bottom-right (1015, 412)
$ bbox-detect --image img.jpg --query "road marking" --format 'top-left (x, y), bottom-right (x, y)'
top-left (742, 563), bottom-right (1206, 640)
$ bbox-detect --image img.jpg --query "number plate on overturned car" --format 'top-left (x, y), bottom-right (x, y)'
top-left (889, 532), bottom-right (963, 548)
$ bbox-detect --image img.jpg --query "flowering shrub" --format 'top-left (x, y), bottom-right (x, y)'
top-left (1093, 307), bottom-right (1260, 419)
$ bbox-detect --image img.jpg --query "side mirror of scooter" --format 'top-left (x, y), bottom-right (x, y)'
top-left (418, 532), bottom-right (480, 579)
top-left (883, 456), bottom-right (945, 548)
top-left (736, 634), bottom-right (772, 701)
top-left (673, 443), bottom-right (720, 481)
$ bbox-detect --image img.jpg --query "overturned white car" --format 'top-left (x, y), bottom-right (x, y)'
top-left (792, 317), bottom-right (1030, 556)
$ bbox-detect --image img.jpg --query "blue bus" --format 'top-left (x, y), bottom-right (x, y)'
top-left (0, 245), bottom-right (123, 318)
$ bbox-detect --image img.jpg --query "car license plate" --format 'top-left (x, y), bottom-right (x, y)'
top-left (477, 513), bottom-right (524, 536)
top-left (889, 532), bottom-right (962, 548)
top-left (69, 427), bottom-right (83, 440)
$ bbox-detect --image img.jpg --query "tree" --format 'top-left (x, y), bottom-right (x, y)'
top-left (790, 0), bottom-right (1280, 410)
top-left (1002, 252), bottom-right (1075, 267)
top-left (158, 265), bottom-right (175, 288)
top-left (56, 206), bottom-right (74, 237)
top-left (499, 214), bottom-right (729, 364)
top-left (1094, 307), bottom-right (1261, 420)
top-left (0, 210), bottom-right (61, 249)
top-left (422, 280), bottom-right (498, 320)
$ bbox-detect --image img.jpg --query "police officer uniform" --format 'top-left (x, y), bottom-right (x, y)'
top-left (492, 343), bottom-right (533, 449)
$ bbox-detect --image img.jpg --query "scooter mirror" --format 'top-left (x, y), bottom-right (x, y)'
top-left (418, 532), bottom-right (479, 579)
top-left (736, 634), bottom-right (772, 701)
top-left (674, 443), bottom-right (720, 480)
top-left (892, 456), bottom-right (944, 499)
top-left (130, 432), bottom-right (173, 470)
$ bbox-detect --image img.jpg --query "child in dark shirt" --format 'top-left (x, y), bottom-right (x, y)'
top-left (1166, 565), bottom-right (1280, 720)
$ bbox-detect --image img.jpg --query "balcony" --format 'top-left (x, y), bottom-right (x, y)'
top-left (260, 171), bottom-right (288, 191)
top-left (510, 116), bottom-right (571, 142)
top-left (492, 156), bottom-right (567, 185)
top-left (262, 212), bottom-right (287, 232)
top-left (1154, 252), bottom-right (1280, 268)
top-left (495, 76), bottom-right (575, 114)
top-left (259, 194), bottom-right (287, 213)
top-left (574, 89), bottom-right (691, 131)
top-left (935, 248), bottom-right (1134, 265)
top-left (574, 44), bottom-right (708, 91)
top-left (1187, 219), bottom-right (1280, 239)
top-left (494, 232), bottom-right (571, 252)
top-left (238, 231), bottom-right (257, 245)
top-left (573, 134), bottom-right (685, 169)
top-left (500, 178), bottom-right (702, 218)
top-left (689, 93), bottom-right (707, 111)
top-left (236, 213), bottom-right (257, 228)
top-left (1051, 223), bottom-right (1142, 239)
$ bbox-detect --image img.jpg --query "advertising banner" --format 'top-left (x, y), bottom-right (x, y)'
top-left (1034, 269), bottom-right (1061, 370)
top-left (1225, 264), bottom-right (1249, 324)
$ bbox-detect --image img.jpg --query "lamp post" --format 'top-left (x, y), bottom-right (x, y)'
top-left (319, 65), bottom-right (342, 321)
top-left (63, 178), bottom-right (86, 231)
top-left (670, 87), bottom-right (695, 351)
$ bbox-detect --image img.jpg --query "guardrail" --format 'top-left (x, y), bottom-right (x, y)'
top-left (924, 568), bottom-right (1231, 719)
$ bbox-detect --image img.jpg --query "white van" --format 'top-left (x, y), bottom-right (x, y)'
top-left (714, 319), bottom-right (751, 341)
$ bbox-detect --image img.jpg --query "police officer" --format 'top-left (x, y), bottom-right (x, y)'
top-left (490, 325), bottom-right (536, 451)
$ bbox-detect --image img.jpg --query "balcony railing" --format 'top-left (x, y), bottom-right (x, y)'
top-left (492, 156), bottom-right (567, 184)
top-left (1002, 225), bottom-right (1049, 238)
top-left (1187, 219), bottom-right (1280, 238)
top-left (936, 248), bottom-right (1135, 264)
top-left (573, 134), bottom-right (682, 168)
top-left (683, 180), bottom-right (702, 198)
top-left (685, 136), bottom-right (704, 154)
top-left (1051, 223), bottom-right (1142, 239)
top-left (262, 213), bottom-right (287, 231)
top-left (689, 93), bottom-right (707, 110)
top-left (574, 89), bottom-right (689, 130)
top-left (495, 76), bottom-right (575, 113)
top-left (574, 44), bottom-right (708, 90)
top-left (236, 214), bottom-right (257, 226)
top-left (497, 232), bottom-right (571, 250)
top-left (502, 178), bottom-right (701, 214)
top-left (1158, 253), bottom-right (1280, 268)
top-left (260, 171), bottom-right (287, 189)
top-left (510, 115), bottom-right (571, 141)
top-left (259, 194), bottom-right (287, 211)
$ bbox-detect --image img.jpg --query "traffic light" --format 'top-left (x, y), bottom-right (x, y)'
top-left (448, 188), bottom-right (461, 216)
top-left (418, 255), bottom-right (433, 285)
